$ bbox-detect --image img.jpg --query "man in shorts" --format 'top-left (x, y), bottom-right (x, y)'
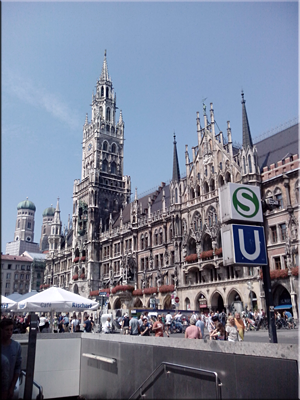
top-left (165, 312), bottom-right (172, 336)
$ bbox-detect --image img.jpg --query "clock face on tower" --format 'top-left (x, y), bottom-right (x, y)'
top-left (88, 143), bottom-right (92, 152)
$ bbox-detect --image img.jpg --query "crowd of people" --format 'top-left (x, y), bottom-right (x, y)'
top-left (112, 308), bottom-right (270, 341)
top-left (1, 311), bottom-right (97, 335)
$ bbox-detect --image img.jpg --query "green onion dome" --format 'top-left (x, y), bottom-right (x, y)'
top-left (42, 206), bottom-right (55, 217)
top-left (17, 198), bottom-right (36, 212)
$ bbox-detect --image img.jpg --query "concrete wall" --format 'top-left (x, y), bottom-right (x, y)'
top-left (79, 334), bottom-right (298, 399)
top-left (15, 333), bottom-right (298, 399)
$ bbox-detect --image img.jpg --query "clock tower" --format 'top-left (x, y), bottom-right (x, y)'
top-left (72, 51), bottom-right (131, 291)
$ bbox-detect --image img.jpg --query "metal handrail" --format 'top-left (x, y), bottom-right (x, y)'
top-left (129, 361), bottom-right (222, 399)
top-left (20, 370), bottom-right (44, 399)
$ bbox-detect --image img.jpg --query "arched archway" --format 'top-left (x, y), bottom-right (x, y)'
top-left (210, 291), bottom-right (224, 312)
top-left (202, 234), bottom-right (212, 251)
top-left (227, 289), bottom-right (243, 314)
top-left (273, 284), bottom-right (292, 308)
top-left (133, 298), bottom-right (143, 308)
top-left (73, 284), bottom-right (78, 294)
top-left (185, 297), bottom-right (191, 310)
top-left (113, 298), bottom-right (122, 310)
top-left (187, 237), bottom-right (196, 255)
top-left (163, 294), bottom-right (172, 310)
top-left (196, 292), bottom-right (209, 314)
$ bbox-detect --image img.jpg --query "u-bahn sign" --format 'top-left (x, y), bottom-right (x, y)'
top-left (219, 183), bottom-right (263, 223)
top-left (221, 224), bottom-right (267, 266)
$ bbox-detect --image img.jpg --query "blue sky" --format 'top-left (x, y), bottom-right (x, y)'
top-left (2, 1), bottom-right (298, 252)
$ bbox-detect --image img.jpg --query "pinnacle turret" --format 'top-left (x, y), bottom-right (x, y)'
top-left (241, 90), bottom-right (253, 149)
top-left (172, 133), bottom-right (181, 182)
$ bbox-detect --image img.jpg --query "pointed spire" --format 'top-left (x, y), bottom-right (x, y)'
top-left (135, 187), bottom-right (138, 201)
top-left (55, 197), bottom-right (60, 212)
top-left (241, 90), bottom-right (253, 149)
top-left (84, 113), bottom-right (88, 125)
top-left (172, 133), bottom-right (180, 182)
top-left (100, 49), bottom-right (109, 81)
top-left (119, 110), bottom-right (123, 124)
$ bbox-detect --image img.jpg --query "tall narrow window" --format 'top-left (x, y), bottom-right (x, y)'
top-left (270, 226), bottom-right (277, 243)
top-left (248, 155), bottom-right (252, 173)
top-left (243, 157), bottom-right (246, 174)
top-left (279, 223), bottom-right (287, 241)
top-left (106, 107), bottom-right (111, 121)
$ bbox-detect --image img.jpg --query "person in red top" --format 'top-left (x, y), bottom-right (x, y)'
top-left (152, 315), bottom-right (165, 337)
top-left (185, 319), bottom-right (202, 339)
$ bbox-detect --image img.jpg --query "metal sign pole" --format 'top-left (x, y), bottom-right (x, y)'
top-left (262, 262), bottom-right (278, 343)
top-left (24, 313), bottom-right (38, 399)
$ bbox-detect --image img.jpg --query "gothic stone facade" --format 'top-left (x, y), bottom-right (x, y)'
top-left (43, 53), bottom-right (299, 318)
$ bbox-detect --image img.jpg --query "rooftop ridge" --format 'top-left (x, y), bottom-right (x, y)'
top-left (253, 117), bottom-right (298, 144)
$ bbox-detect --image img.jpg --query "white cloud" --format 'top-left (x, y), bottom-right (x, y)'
top-left (3, 69), bottom-right (80, 130)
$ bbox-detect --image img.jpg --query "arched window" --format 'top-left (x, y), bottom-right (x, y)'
top-left (17, 220), bottom-right (20, 228)
top-left (106, 107), bottom-right (111, 121)
top-left (196, 184), bottom-right (200, 197)
top-left (203, 181), bottom-right (209, 194)
top-left (274, 188), bottom-right (283, 209)
top-left (159, 228), bottom-right (163, 244)
top-left (190, 188), bottom-right (195, 199)
top-left (102, 159), bottom-right (108, 172)
top-left (111, 143), bottom-right (116, 153)
top-left (111, 162), bottom-right (116, 174)
top-left (141, 235), bottom-right (144, 250)
top-left (154, 230), bottom-right (158, 245)
top-left (99, 106), bottom-right (103, 118)
top-left (145, 234), bottom-right (148, 248)
top-left (101, 86), bottom-right (104, 97)
top-left (104, 199), bottom-right (109, 210)
top-left (225, 171), bottom-right (231, 183)
top-left (248, 155), bottom-right (252, 173)
top-left (243, 157), bottom-right (246, 174)
top-left (175, 188), bottom-right (178, 203)
top-left (103, 141), bottom-right (108, 151)
top-left (106, 87), bottom-right (109, 97)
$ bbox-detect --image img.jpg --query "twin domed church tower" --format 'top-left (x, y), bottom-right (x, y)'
top-left (7, 51), bottom-right (264, 313)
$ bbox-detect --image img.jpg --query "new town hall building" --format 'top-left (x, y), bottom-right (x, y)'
top-left (37, 53), bottom-right (298, 318)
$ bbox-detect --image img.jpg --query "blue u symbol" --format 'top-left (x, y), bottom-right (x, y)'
top-left (238, 228), bottom-right (260, 260)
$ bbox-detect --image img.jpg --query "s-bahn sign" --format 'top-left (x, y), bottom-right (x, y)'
top-left (219, 183), bottom-right (263, 223)
top-left (221, 224), bottom-right (267, 266)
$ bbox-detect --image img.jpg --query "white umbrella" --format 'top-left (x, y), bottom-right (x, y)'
top-left (17, 286), bottom-right (99, 312)
top-left (1, 295), bottom-right (18, 311)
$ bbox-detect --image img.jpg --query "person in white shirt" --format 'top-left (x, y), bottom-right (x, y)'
top-left (39, 313), bottom-right (47, 333)
top-left (165, 312), bottom-right (173, 335)
top-left (71, 313), bottom-right (80, 332)
top-left (103, 317), bottom-right (112, 334)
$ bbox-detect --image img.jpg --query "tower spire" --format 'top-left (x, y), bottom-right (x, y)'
top-left (172, 133), bottom-right (180, 182)
top-left (100, 49), bottom-right (109, 81)
top-left (241, 90), bottom-right (253, 149)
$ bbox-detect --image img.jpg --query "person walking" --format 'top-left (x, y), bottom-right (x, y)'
top-left (121, 313), bottom-right (130, 335)
top-left (83, 315), bottom-right (92, 332)
top-left (196, 316), bottom-right (205, 338)
top-left (234, 312), bottom-right (245, 341)
top-left (140, 317), bottom-right (151, 336)
top-left (225, 316), bottom-right (239, 342)
top-left (185, 319), bottom-right (202, 339)
top-left (152, 314), bottom-right (165, 337)
top-left (129, 317), bottom-right (140, 336)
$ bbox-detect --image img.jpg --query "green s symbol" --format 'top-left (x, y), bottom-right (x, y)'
top-left (232, 187), bottom-right (259, 218)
